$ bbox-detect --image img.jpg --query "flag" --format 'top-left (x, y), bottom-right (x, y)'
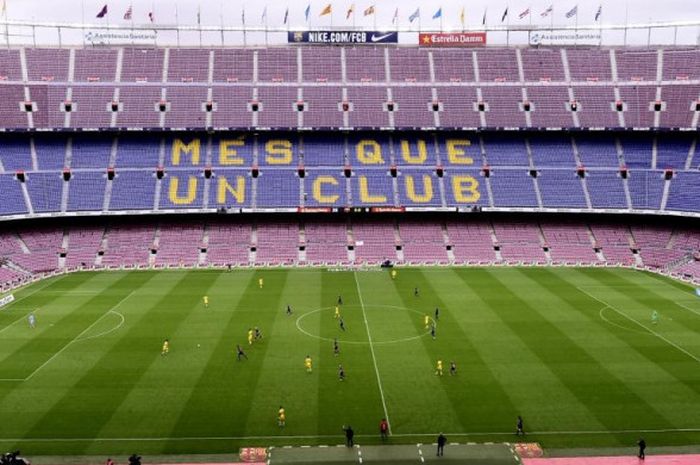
top-left (364, 5), bottom-right (375, 16)
top-left (123, 5), bottom-right (132, 20)
top-left (261, 5), bottom-right (267, 22)
top-left (197, 6), bottom-right (201, 25)
top-left (304, 4), bottom-right (311, 21)
top-left (541, 5), bottom-right (553, 17)
top-left (96, 4), bottom-right (108, 18)
top-left (408, 7), bottom-right (419, 22)
top-left (242, 8), bottom-right (246, 25)
top-left (518, 8), bottom-right (530, 19)
top-left (0, 0), bottom-right (5, 17)
top-left (594, 5), bottom-right (602, 21)
top-left (346, 4), bottom-right (354, 19)
top-left (320, 4), bottom-right (332, 16)
top-left (482, 9), bottom-right (487, 25)
top-left (392, 7), bottom-right (398, 24)
top-left (148, 11), bottom-right (154, 22)
top-left (459, 6), bottom-right (465, 26)
top-left (432, 8), bottom-right (442, 20)
top-left (283, 7), bottom-right (289, 24)
top-left (565, 5), bottom-right (578, 18)
top-left (501, 7), bottom-right (508, 22)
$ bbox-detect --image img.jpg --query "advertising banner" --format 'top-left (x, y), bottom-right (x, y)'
top-left (0, 294), bottom-right (15, 309)
top-left (288, 30), bottom-right (398, 44)
top-left (529, 31), bottom-right (602, 46)
top-left (418, 32), bottom-right (487, 47)
top-left (84, 30), bottom-right (157, 45)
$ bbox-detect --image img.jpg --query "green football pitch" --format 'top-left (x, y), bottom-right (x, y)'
top-left (0, 266), bottom-right (699, 456)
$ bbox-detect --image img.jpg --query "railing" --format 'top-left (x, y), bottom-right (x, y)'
top-left (0, 18), bottom-right (699, 48)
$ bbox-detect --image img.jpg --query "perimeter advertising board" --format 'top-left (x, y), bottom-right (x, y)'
top-left (529, 31), bottom-right (602, 46)
top-left (288, 30), bottom-right (398, 44)
top-left (84, 30), bottom-right (157, 45)
top-left (0, 294), bottom-right (14, 309)
top-left (418, 32), bottom-right (487, 47)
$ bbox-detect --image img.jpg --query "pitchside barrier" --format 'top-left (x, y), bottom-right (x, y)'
top-left (262, 442), bottom-right (522, 464)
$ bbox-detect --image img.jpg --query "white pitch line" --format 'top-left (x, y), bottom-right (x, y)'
top-left (0, 275), bottom-right (70, 336)
top-left (674, 301), bottom-right (700, 318)
top-left (76, 311), bottom-right (125, 342)
top-left (23, 290), bottom-right (136, 382)
top-left (2, 427), bottom-right (700, 443)
top-left (598, 306), bottom-right (647, 335)
top-left (353, 271), bottom-right (392, 435)
top-left (577, 286), bottom-right (700, 364)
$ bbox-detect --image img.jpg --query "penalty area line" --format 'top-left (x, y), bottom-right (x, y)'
top-left (2, 428), bottom-right (700, 442)
top-left (0, 275), bottom-right (70, 336)
top-left (23, 290), bottom-right (136, 382)
top-left (576, 286), bottom-right (700, 365)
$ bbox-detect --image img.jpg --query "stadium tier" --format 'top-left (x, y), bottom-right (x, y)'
top-left (0, 46), bottom-right (698, 130)
top-left (0, 132), bottom-right (698, 214)
top-left (1, 217), bottom-right (698, 290)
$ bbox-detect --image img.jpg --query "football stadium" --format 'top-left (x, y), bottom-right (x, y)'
top-left (0, 1), bottom-right (699, 464)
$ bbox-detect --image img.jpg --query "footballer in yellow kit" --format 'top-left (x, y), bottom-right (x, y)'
top-left (334, 306), bottom-right (340, 319)
top-left (203, 295), bottom-right (209, 308)
top-left (248, 329), bottom-right (254, 345)
top-left (435, 359), bottom-right (443, 376)
top-left (258, 277), bottom-right (264, 289)
top-left (161, 339), bottom-right (169, 356)
top-left (304, 355), bottom-right (313, 373)
top-left (278, 406), bottom-right (286, 427)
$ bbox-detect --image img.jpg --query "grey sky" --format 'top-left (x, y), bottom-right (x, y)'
top-left (2, 0), bottom-right (699, 45)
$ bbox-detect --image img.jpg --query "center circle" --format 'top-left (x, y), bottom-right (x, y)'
top-left (295, 304), bottom-right (432, 345)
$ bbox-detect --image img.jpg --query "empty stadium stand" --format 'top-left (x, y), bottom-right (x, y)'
top-left (0, 132), bottom-right (696, 215)
top-left (0, 46), bottom-right (698, 130)
top-left (0, 216), bottom-right (698, 291)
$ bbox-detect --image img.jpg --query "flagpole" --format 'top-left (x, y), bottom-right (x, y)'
top-left (623, 1), bottom-right (629, 46)
top-left (175, 3), bottom-right (180, 47)
top-left (265, 7), bottom-right (269, 47)
top-left (506, 8), bottom-right (510, 46)
top-left (242, 6), bottom-right (246, 47)
top-left (198, 5), bottom-right (202, 48)
top-left (373, 8), bottom-right (377, 31)
top-left (550, 6), bottom-right (553, 34)
top-left (80, 0), bottom-right (85, 47)
top-left (131, 4), bottom-right (135, 47)
top-left (220, 0), bottom-right (224, 46)
top-left (152, 1), bottom-right (157, 47)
